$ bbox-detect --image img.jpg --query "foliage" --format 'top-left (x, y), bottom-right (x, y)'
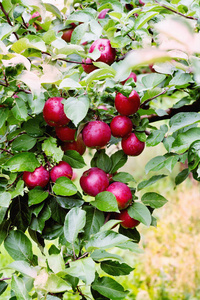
top-left (0, 0), bottom-right (199, 299)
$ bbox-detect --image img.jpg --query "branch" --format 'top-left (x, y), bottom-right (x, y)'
top-left (140, 88), bottom-right (169, 109)
top-left (142, 99), bottom-right (200, 123)
top-left (154, 0), bottom-right (198, 21)
top-left (0, 3), bottom-right (19, 40)
top-left (0, 277), bottom-right (11, 281)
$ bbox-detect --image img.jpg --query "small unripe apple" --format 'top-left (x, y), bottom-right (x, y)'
top-left (98, 9), bottom-right (110, 19)
top-left (110, 115), bottom-right (132, 138)
top-left (43, 97), bottom-right (70, 127)
top-left (121, 72), bottom-right (137, 84)
top-left (80, 167), bottom-right (109, 197)
top-left (122, 132), bottom-right (145, 156)
top-left (82, 57), bottom-right (97, 74)
top-left (106, 182), bottom-right (132, 210)
top-left (115, 90), bottom-right (140, 116)
top-left (61, 133), bottom-right (86, 155)
top-left (89, 39), bottom-right (116, 65)
top-left (116, 209), bottom-right (140, 228)
top-left (50, 161), bottom-right (73, 182)
top-left (82, 120), bottom-right (111, 148)
top-left (23, 166), bottom-right (50, 189)
top-left (55, 126), bottom-right (76, 142)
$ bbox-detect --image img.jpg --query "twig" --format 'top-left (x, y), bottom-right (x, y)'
top-left (154, 0), bottom-right (198, 21)
top-left (17, 88), bottom-right (32, 94)
top-left (0, 3), bottom-right (19, 40)
top-left (0, 148), bottom-right (14, 156)
top-left (140, 88), bottom-right (169, 109)
top-left (0, 277), bottom-right (11, 281)
top-left (77, 252), bottom-right (89, 260)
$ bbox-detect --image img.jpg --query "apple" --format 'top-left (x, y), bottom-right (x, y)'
top-left (61, 133), bottom-right (86, 155)
top-left (61, 28), bottom-right (74, 43)
top-left (23, 166), bottom-right (50, 189)
top-left (121, 72), bottom-right (137, 84)
top-left (55, 126), bottom-right (76, 142)
top-left (82, 57), bottom-right (97, 74)
top-left (121, 132), bottom-right (145, 156)
top-left (80, 167), bottom-right (109, 196)
top-left (116, 209), bottom-right (140, 228)
top-left (139, 0), bottom-right (145, 5)
top-left (89, 39), bottom-right (116, 65)
top-left (115, 90), bottom-right (140, 116)
top-left (30, 12), bottom-right (42, 31)
top-left (43, 97), bottom-right (70, 127)
top-left (125, 4), bottom-right (133, 10)
top-left (82, 120), bottom-right (111, 148)
top-left (110, 115), bottom-right (132, 138)
top-left (106, 182), bottom-right (132, 210)
top-left (98, 9), bottom-right (110, 19)
top-left (50, 161), bottom-right (73, 182)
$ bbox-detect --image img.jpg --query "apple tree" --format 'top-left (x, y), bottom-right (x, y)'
top-left (0, 0), bottom-right (200, 299)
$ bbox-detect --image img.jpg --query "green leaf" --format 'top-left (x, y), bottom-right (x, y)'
top-left (128, 203), bottom-right (151, 226)
top-left (4, 230), bottom-right (33, 263)
top-left (92, 191), bottom-right (119, 212)
top-left (112, 172), bottom-right (135, 183)
top-left (71, 23), bottom-right (88, 44)
top-left (145, 156), bottom-right (166, 174)
top-left (95, 150), bottom-right (112, 173)
top-left (44, 3), bottom-right (62, 20)
top-left (172, 128), bottom-right (200, 153)
top-left (188, 140), bottom-right (200, 170)
top-left (11, 275), bottom-right (31, 300)
top-left (8, 261), bottom-right (37, 278)
top-left (11, 98), bottom-right (28, 121)
top-left (146, 125), bottom-right (168, 147)
top-left (63, 96), bottom-right (89, 127)
top-left (91, 249), bottom-right (124, 262)
top-left (169, 73), bottom-right (193, 87)
top-left (0, 192), bottom-right (11, 207)
top-left (82, 68), bottom-right (115, 86)
top-left (28, 187), bottom-right (49, 206)
top-left (55, 194), bottom-right (84, 209)
top-left (42, 137), bottom-right (63, 163)
top-left (48, 254), bottom-right (65, 274)
top-left (175, 168), bottom-right (189, 185)
top-left (119, 226), bottom-right (140, 243)
top-left (100, 260), bottom-right (134, 276)
top-left (92, 276), bottom-right (128, 300)
top-left (0, 108), bottom-right (9, 128)
top-left (9, 180), bottom-right (24, 199)
top-left (0, 281), bottom-right (8, 296)
top-left (137, 174), bottom-right (167, 191)
top-left (83, 206), bottom-right (105, 240)
top-left (11, 36), bottom-right (46, 53)
top-left (0, 23), bottom-right (20, 40)
top-left (68, 9), bottom-right (96, 22)
top-left (53, 177), bottom-right (77, 196)
top-left (142, 73), bottom-right (166, 89)
top-left (9, 196), bottom-right (31, 232)
top-left (59, 78), bottom-right (82, 90)
top-left (134, 11), bottom-right (159, 30)
top-left (141, 192), bottom-right (168, 208)
top-left (11, 134), bottom-right (37, 151)
top-left (110, 150), bottom-right (127, 174)
top-left (66, 257), bottom-right (95, 285)
top-left (169, 112), bottom-right (200, 133)
top-left (63, 151), bottom-right (86, 169)
top-left (164, 155), bottom-right (179, 172)
top-left (100, 220), bottom-right (121, 232)
top-left (30, 205), bottom-right (51, 233)
top-left (64, 207), bottom-right (86, 244)
top-left (3, 152), bottom-right (40, 172)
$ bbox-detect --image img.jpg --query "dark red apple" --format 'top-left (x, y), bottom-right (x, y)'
top-left (121, 72), bottom-right (137, 84)
top-left (116, 209), bottom-right (140, 228)
top-left (61, 133), bottom-right (86, 155)
top-left (23, 166), bottom-right (50, 189)
top-left (110, 115), bottom-right (132, 138)
top-left (89, 39), bottom-right (116, 65)
top-left (80, 167), bottom-right (109, 197)
top-left (55, 126), bottom-right (76, 142)
top-left (106, 182), bottom-right (132, 210)
top-left (115, 90), bottom-right (140, 116)
top-left (43, 97), bottom-right (70, 127)
top-left (98, 9), bottom-right (110, 19)
top-left (61, 28), bottom-right (74, 43)
top-left (125, 4), bottom-right (133, 10)
top-left (50, 161), bottom-right (73, 182)
top-left (82, 57), bottom-right (97, 74)
top-left (82, 120), bottom-right (111, 148)
top-left (121, 132), bottom-right (145, 156)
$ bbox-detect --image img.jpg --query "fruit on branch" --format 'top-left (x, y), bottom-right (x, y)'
top-left (106, 182), bottom-right (132, 210)
top-left (122, 132), bottom-right (145, 156)
top-left (115, 91), bottom-right (140, 116)
top-left (82, 120), bottom-right (111, 148)
top-left (139, 0), bottom-right (145, 5)
top-left (116, 209), bottom-right (140, 228)
top-left (82, 57), bottom-right (97, 74)
top-left (98, 9), bottom-right (110, 19)
top-left (89, 38), bottom-right (116, 65)
top-left (61, 23), bottom-right (76, 43)
top-left (23, 166), bottom-right (50, 189)
top-left (55, 126), bottom-right (76, 142)
top-left (110, 115), bottom-right (133, 138)
top-left (121, 72), bottom-right (137, 84)
top-left (80, 167), bottom-right (109, 196)
top-left (50, 161), bottom-right (73, 182)
top-left (30, 12), bottom-right (42, 31)
top-left (43, 97), bottom-right (70, 127)
top-left (61, 133), bottom-right (86, 155)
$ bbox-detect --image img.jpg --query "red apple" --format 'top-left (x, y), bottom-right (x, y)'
top-left (89, 39), bottom-right (116, 65)
top-left (55, 126), bottom-right (76, 142)
top-left (23, 166), bottom-right (50, 189)
top-left (116, 209), bottom-right (140, 228)
top-left (106, 182), bottom-right (132, 210)
top-left (50, 161), bottom-right (73, 182)
top-left (98, 9), bottom-right (110, 19)
top-left (80, 167), bottom-right (109, 197)
top-left (121, 132), bottom-right (145, 156)
top-left (121, 72), bottom-right (137, 84)
top-left (82, 120), bottom-right (111, 148)
top-left (139, 0), bottom-right (145, 5)
top-left (82, 57), bottom-right (97, 74)
top-left (110, 115), bottom-right (132, 138)
top-left (43, 97), bottom-right (70, 127)
top-left (61, 133), bottom-right (86, 155)
top-left (30, 12), bottom-right (42, 31)
top-left (61, 29), bottom-right (74, 43)
top-left (115, 90), bottom-right (140, 116)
